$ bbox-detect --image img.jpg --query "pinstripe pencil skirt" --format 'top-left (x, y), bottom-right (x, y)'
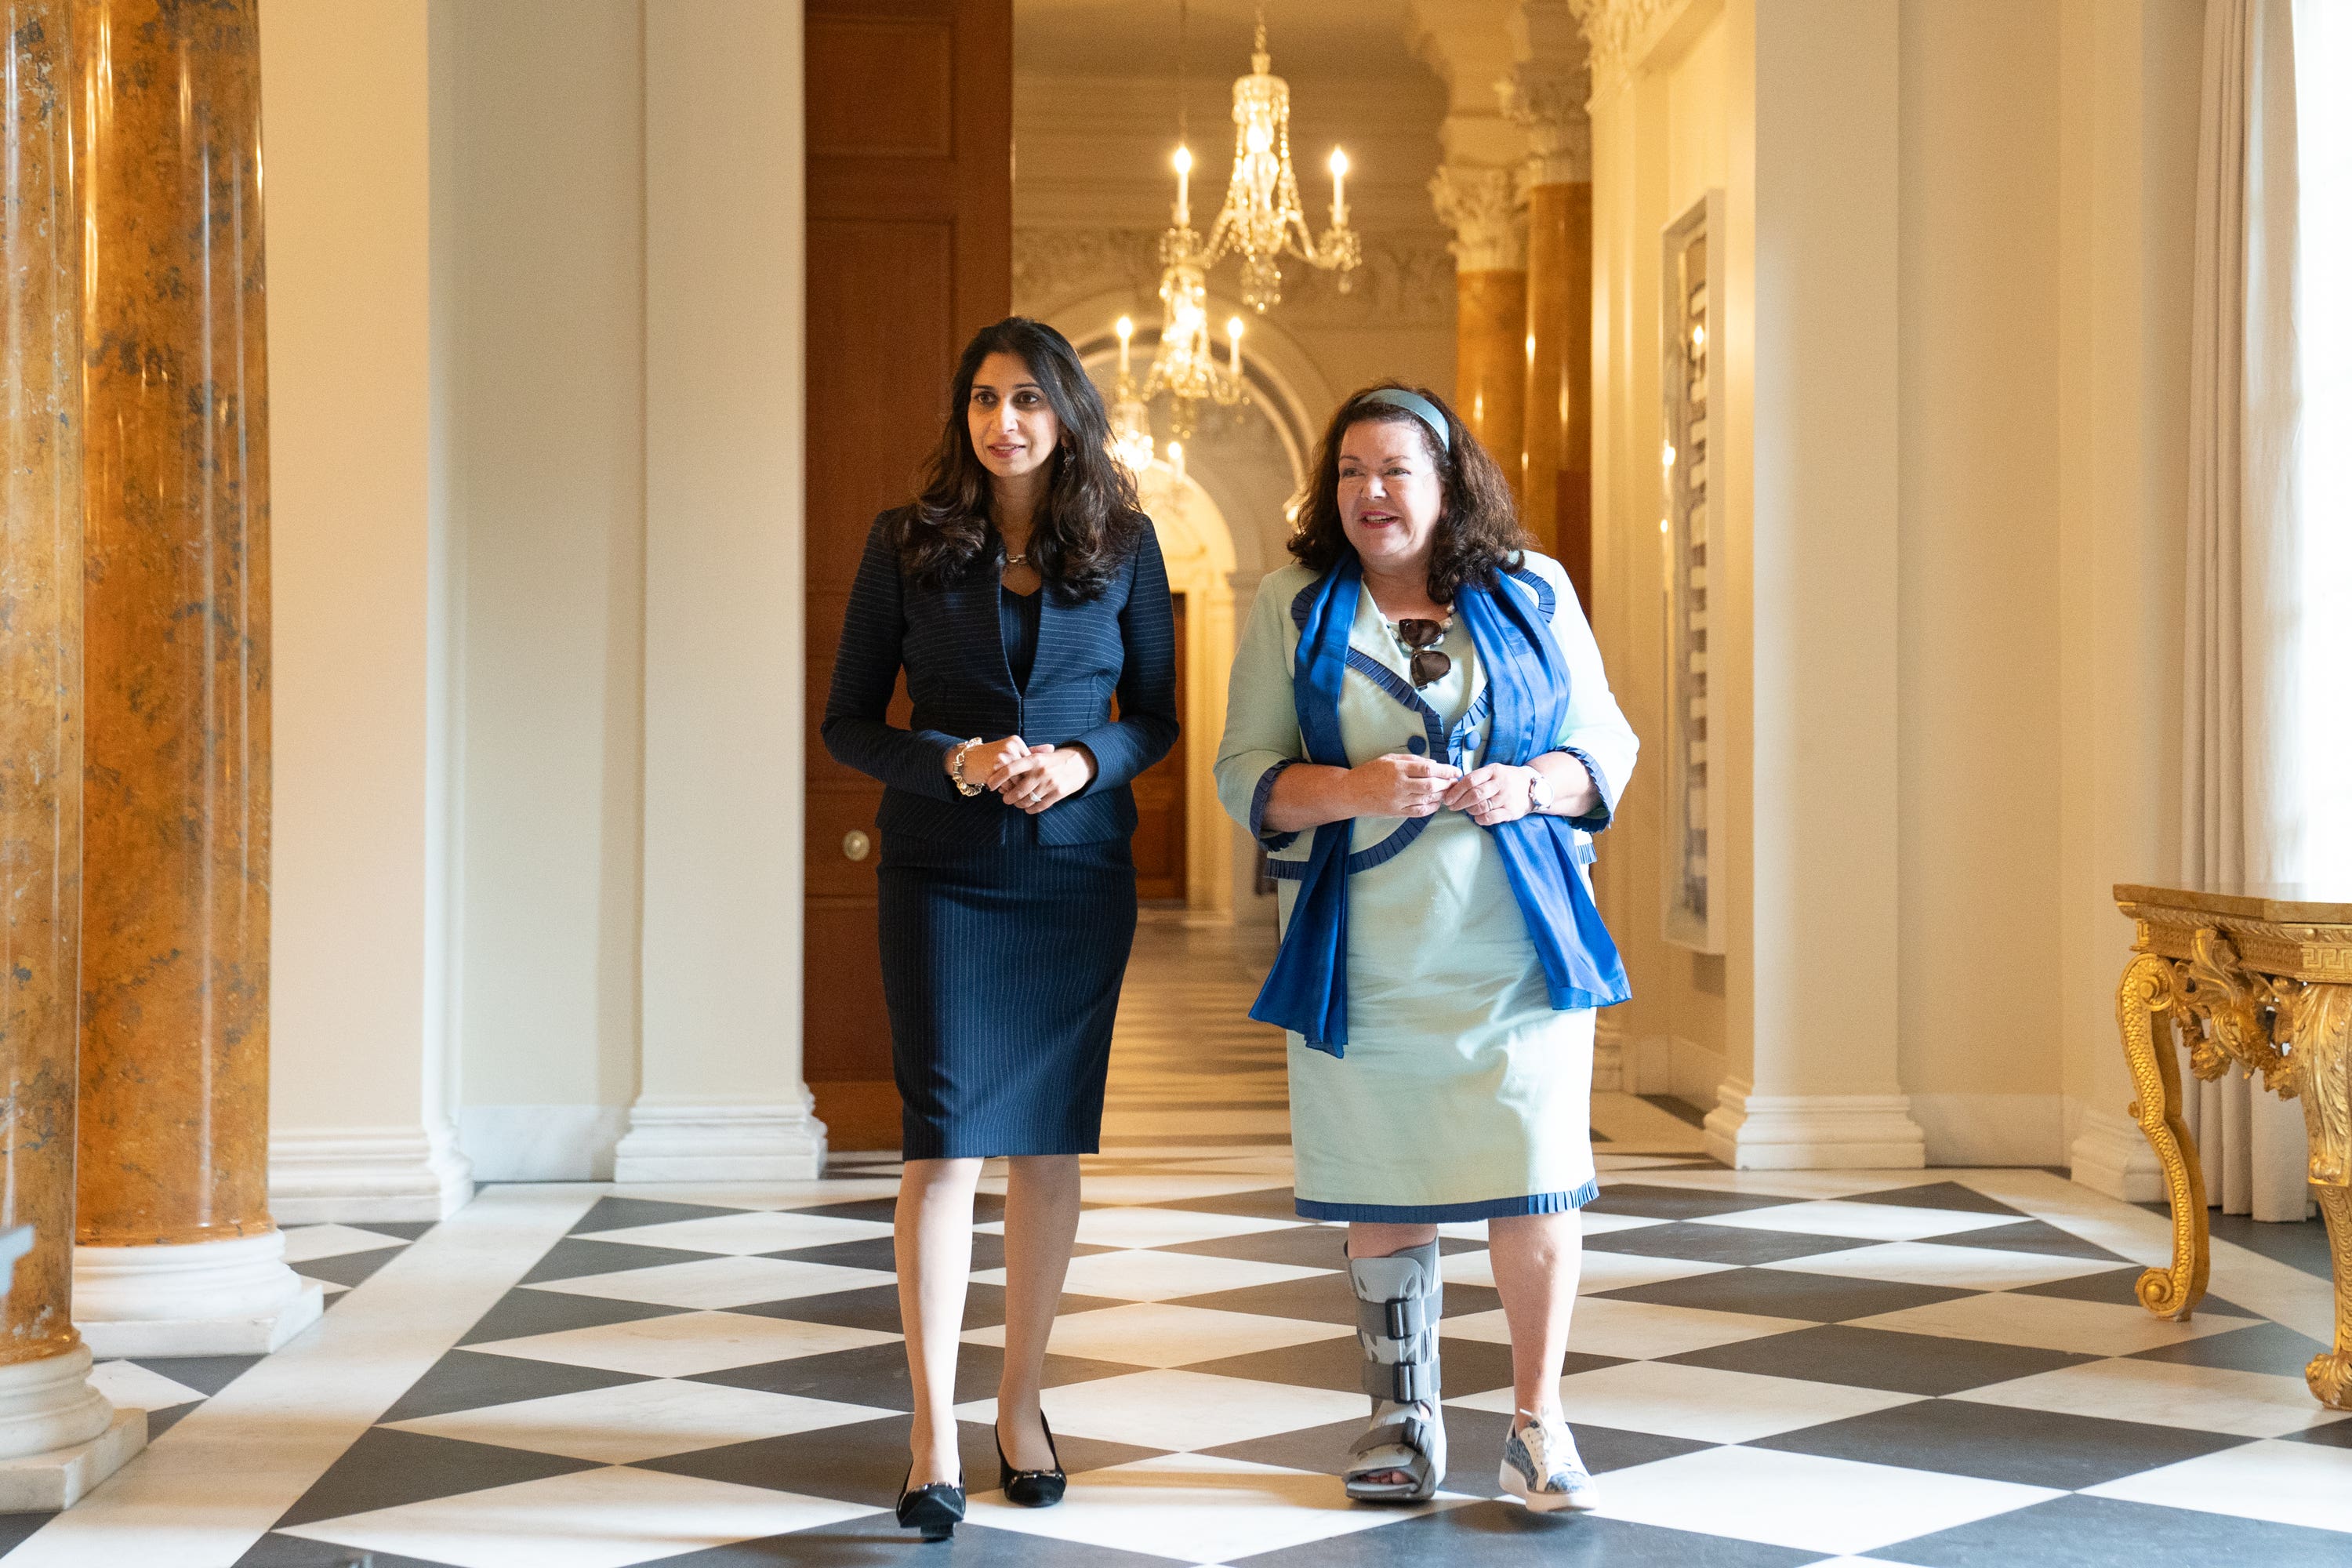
top-left (877, 829), bottom-right (1138, 1160)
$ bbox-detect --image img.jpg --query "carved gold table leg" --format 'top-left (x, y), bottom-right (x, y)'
top-left (2118, 951), bottom-right (2209, 1318)
top-left (2289, 982), bottom-right (2352, 1408)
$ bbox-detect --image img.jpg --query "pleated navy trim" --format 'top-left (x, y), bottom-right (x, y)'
top-left (1252, 760), bottom-right (1301, 851)
top-left (1293, 1179), bottom-right (1601, 1223)
top-left (1561, 745), bottom-right (1612, 833)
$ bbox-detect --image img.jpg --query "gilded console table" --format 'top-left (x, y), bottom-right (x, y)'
top-left (2114, 883), bottom-right (2352, 1408)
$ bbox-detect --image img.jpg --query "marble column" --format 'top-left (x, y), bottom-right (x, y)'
top-left (1510, 16), bottom-right (1593, 593)
top-left (71, 0), bottom-right (318, 1356)
top-left (0, 1), bottom-right (146, 1504)
top-left (1428, 165), bottom-right (1529, 495)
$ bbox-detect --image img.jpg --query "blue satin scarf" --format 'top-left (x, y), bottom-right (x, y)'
top-left (1249, 555), bottom-right (1631, 1054)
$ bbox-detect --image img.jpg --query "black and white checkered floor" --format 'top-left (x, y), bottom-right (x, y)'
top-left (7, 923), bottom-right (2349, 1566)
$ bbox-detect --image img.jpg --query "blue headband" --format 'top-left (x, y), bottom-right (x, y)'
top-left (1356, 387), bottom-right (1451, 451)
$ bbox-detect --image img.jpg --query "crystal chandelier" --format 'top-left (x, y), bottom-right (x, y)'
top-left (1136, 2), bottom-right (1359, 445)
top-left (1195, 6), bottom-right (1359, 313)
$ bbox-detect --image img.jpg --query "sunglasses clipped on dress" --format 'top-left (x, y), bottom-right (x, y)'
top-left (1393, 618), bottom-right (1452, 688)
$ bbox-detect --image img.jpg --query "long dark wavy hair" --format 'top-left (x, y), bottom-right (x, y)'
top-left (1288, 383), bottom-right (1529, 603)
top-left (898, 317), bottom-right (1144, 600)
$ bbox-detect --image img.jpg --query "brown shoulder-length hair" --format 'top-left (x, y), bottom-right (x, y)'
top-left (898, 317), bottom-right (1144, 600)
top-left (1288, 383), bottom-right (1528, 603)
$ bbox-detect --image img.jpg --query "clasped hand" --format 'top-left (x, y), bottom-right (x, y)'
top-left (1348, 753), bottom-right (1539, 826)
top-left (953, 736), bottom-right (1094, 815)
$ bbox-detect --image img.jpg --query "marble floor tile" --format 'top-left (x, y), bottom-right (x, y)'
top-left (1454, 1358), bottom-right (1921, 1444)
top-left (386, 1377), bottom-right (886, 1465)
top-left (1691, 1200), bottom-right (2027, 1243)
top-left (1748, 1395), bottom-right (2253, 1488)
top-left (281, 1223), bottom-right (428, 1264)
top-left (575, 1209), bottom-right (895, 1255)
top-left (1751, 1240), bottom-right (2122, 1292)
top-left (1873, 1493), bottom-right (2352, 1568)
top-left (1663, 1323), bottom-right (2095, 1397)
top-left (1949, 1356), bottom-right (2352, 1439)
top-left (1069, 1205), bottom-right (1304, 1250)
top-left (1446, 1298), bottom-right (1809, 1360)
top-left (960, 1451), bottom-right (1466, 1565)
top-left (2081, 1435), bottom-right (2352, 1533)
top-left (1591, 1444), bottom-right (2060, 1556)
top-left (978, 1247), bottom-right (1331, 1303)
top-left (281, 1464), bottom-right (879, 1568)
top-left (528, 1254), bottom-right (897, 1310)
top-left (1851, 1289), bottom-right (2253, 1357)
top-left (956, 1369), bottom-right (1369, 1453)
top-left (964, 1301), bottom-right (1349, 1368)
top-left (470, 1308), bottom-right (898, 1378)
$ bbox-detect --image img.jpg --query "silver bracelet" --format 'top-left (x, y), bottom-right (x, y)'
top-left (947, 737), bottom-right (985, 797)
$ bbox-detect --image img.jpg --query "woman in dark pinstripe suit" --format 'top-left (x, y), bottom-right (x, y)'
top-left (822, 318), bottom-right (1178, 1537)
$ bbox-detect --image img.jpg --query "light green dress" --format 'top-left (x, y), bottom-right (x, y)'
top-left (1214, 553), bottom-right (1638, 1221)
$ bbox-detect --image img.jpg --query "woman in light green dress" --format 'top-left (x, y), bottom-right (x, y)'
top-left (1215, 385), bottom-right (1637, 1513)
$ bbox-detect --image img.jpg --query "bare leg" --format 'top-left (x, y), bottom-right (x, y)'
top-left (996, 1153), bottom-right (1083, 1471)
top-left (1487, 1210), bottom-right (1583, 1427)
top-left (1348, 1221), bottom-right (1442, 1487)
top-left (898, 1156), bottom-right (983, 1489)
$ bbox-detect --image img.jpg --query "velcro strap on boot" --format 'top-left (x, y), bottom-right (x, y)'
top-left (1356, 1293), bottom-right (1428, 1345)
top-left (1360, 1355), bottom-right (1438, 1404)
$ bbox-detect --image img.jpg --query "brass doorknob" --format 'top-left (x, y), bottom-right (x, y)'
top-left (842, 829), bottom-right (871, 862)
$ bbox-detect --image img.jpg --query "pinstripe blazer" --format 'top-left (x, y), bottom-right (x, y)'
top-left (821, 507), bottom-right (1180, 846)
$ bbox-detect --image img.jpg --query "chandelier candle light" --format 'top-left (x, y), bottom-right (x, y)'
top-left (1134, 2), bottom-right (1361, 446)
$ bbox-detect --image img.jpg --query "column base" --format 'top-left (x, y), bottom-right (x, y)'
top-left (2068, 1100), bottom-right (2167, 1203)
top-left (269, 1122), bottom-right (476, 1225)
top-left (1702, 1083), bottom-right (1928, 1169)
top-left (612, 1098), bottom-right (828, 1182)
top-left (0, 1345), bottom-right (143, 1512)
top-left (0, 1409), bottom-right (146, 1515)
top-left (74, 1233), bottom-right (327, 1359)
top-left (1592, 1014), bottom-right (1625, 1094)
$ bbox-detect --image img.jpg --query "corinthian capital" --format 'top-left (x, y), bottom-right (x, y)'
top-left (1508, 0), bottom-right (1593, 185)
top-left (1428, 165), bottom-right (1529, 273)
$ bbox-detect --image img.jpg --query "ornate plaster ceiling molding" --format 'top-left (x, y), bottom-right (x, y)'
top-left (1566, 0), bottom-right (1687, 96)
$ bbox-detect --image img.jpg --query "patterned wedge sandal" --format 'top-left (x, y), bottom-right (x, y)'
top-left (1500, 1410), bottom-right (1599, 1513)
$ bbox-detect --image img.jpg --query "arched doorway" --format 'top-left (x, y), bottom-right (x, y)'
top-left (1128, 461), bottom-right (1237, 916)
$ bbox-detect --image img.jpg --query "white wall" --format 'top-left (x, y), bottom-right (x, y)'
top-left (263, 0), bottom-right (470, 1221)
top-left (616, 0), bottom-right (821, 1181)
top-left (1895, 0), bottom-right (2067, 1163)
top-left (1585, 0), bottom-right (2200, 1171)
top-left (443, 0), bottom-right (648, 1181)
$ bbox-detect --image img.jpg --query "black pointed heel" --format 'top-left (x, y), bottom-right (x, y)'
top-left (895, 1467), bottom-right (965, 1541)
top-left (996, 1412), bottom-right (1067, 1508)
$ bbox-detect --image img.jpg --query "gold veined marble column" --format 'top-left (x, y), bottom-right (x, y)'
top-left (71, 0), bottom-right (318, 1356)
top-left (1509, 13), bottom-right (1593, 595)
top-left (1522, 181), bottom-right (1592, 576)
top-left (0, 0), bottom-right (143, 1500)
top-left (1429, 165), bottom-right (1528, 492)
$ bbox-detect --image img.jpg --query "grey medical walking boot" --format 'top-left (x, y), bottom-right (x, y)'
top-left (1341, 1238), bottom-right (1446, 1503)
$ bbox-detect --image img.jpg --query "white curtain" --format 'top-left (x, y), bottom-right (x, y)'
top-left (2179, 0), bottom-right (2307, 1222)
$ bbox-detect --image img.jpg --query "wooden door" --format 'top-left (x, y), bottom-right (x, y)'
top-left (804, 0), bottom-right (1011, 1150)
top-left (1128, 592), bottom-right (1188, 903)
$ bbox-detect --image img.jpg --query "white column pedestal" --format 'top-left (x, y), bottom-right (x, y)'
top-left (72, 1232), bottom-right (325, 1359)
top-left (0, 1347), bottom-right (145, 1512)
top-left (1703, 1084), bottom-right (1928, 1170)
top-left (268, 1123), bottom-right (476, 1225)
top-left (2068, 1101), bottom-right (2165, 1203)
top-left (612, 1099), bottom-right (828, 1183)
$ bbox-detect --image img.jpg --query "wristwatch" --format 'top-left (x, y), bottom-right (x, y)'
top-left (1526, 768), bottom-right (1555, 815)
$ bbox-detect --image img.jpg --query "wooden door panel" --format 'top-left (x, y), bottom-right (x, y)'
top-left (805, 0), bottom-right (1010, 1148)
top-left (1128, 593), bottom-right (1186, 902)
